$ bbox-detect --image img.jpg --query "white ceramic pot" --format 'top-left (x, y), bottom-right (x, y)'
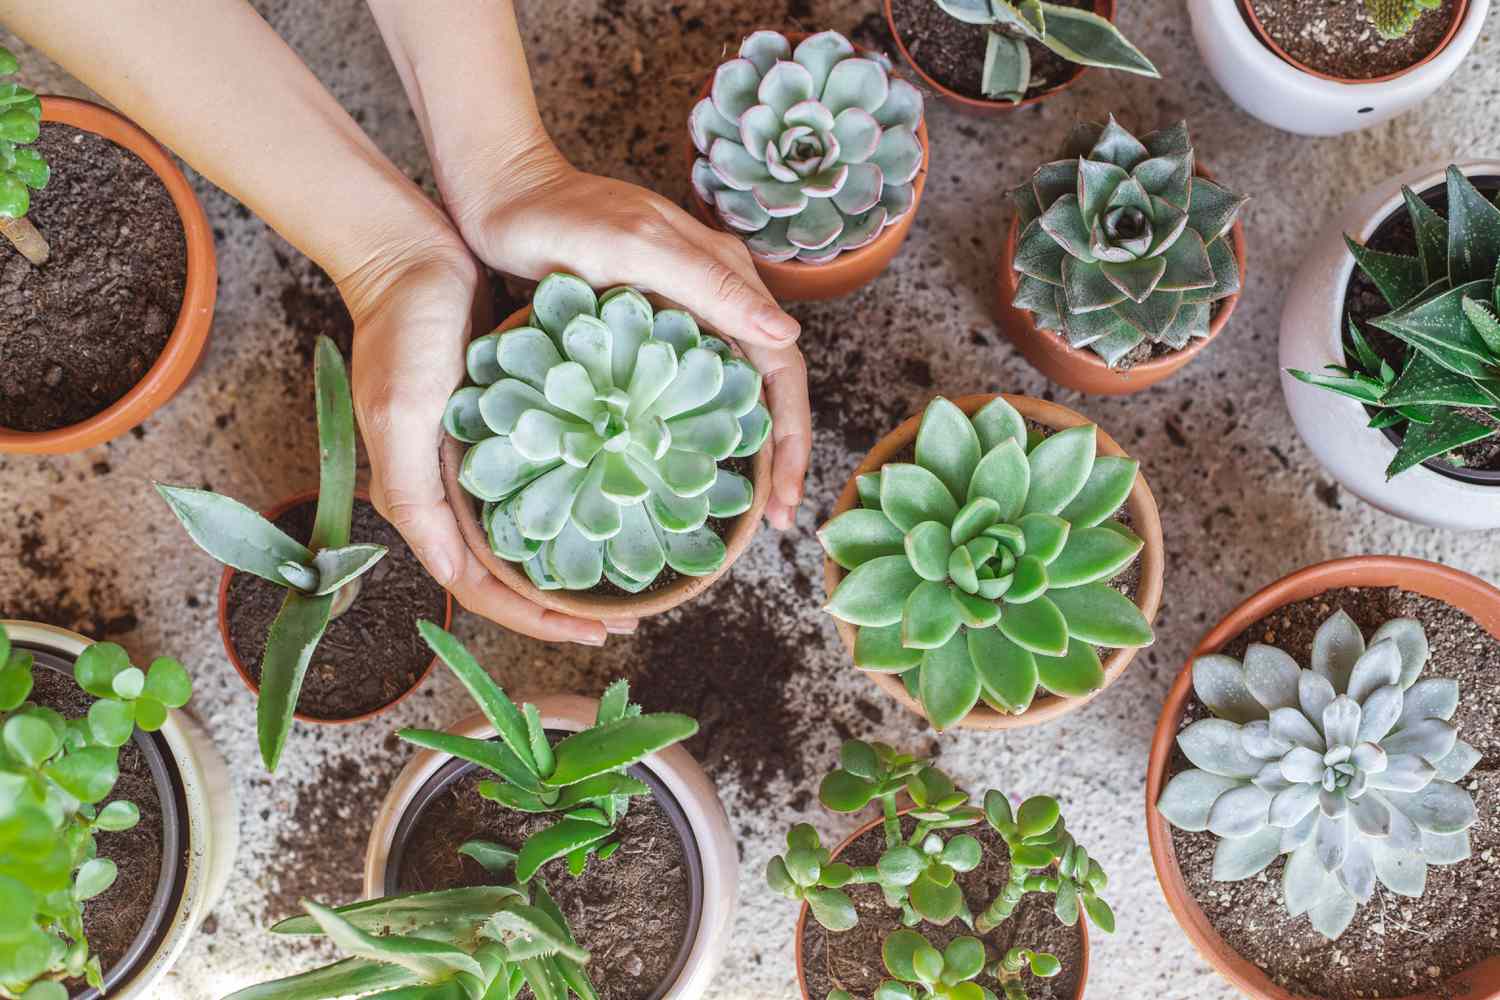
top-left (2, 621), bottom-right (239, 1000)
top-left (1187, 0), bottom-right (1490, 136)
top-left (1279, 160), bottom-right (1500, 531)
top-left (365, 694), bottom-right (737, 999)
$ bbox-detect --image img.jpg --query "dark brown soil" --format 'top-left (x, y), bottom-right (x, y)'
top-left (0, 123), bottom-right (187, 432)
top-left (1246, 0), bottom-right (1462, 80)
top-left (888, 0), bottom-right (1093, 102)
top-left (395, 768), bottom-right (694, 1000)
top-left (225, 498), bottom-right (447, 720)
top-left (1169, 587), bottom-right (1500, 1000)
top-left (801, 817), bottom-right (1086, 1000)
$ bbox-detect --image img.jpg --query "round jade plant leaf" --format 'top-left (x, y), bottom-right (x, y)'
top-left (94, 800), bottom-right (140, 832)
top-left (820, 768), bottom-right (876, 813)
top-left (882, 928), bottom-right (926, 981)
top-left (807, 888), bottom-right (857, 931)
top-left (72, 858), bottom-right (116, 901)
top-left (87, 699), bottom-right (135, 748)
top-left (3, 714), bottom-right (59, 767)
top-left (74, 643), bottom-right (130, 699)
top-left (1016, 796), bottom-right (1061, 838)
top-left (944, 936), bottom-right (986, 981)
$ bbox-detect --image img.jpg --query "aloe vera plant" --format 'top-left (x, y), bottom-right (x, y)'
top-left (820, 396), bottom-right (1152, 731)
top-left (0, 623), bottom-right (192, 999)
top-left (0, 46), bottom-right (50, 265)
top-left (156, 335), bottom-right (386, 772)
top-left (398, 622), bottom-right (698, 883)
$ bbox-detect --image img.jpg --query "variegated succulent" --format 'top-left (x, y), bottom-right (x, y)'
top-left (1365, 0), bottom-right (1443, 38)
top-left (820, 396), bottom-right (1152, 731)
top-left (1010, 116), bottom-right (1247, 367)
top-left (690, 29), bottom-right (925, 264)
top-left (444, 273), bottom-right (770, 593)
top-left (1157, 611), bottom-right (1479, 940)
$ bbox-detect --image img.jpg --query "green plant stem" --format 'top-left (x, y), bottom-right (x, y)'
top-left (881, 793), bottom-right (901, 850)
top-left (0, 214), bottom-right (49, 265)
top-left (975, 863), bottom-right (1029, 934)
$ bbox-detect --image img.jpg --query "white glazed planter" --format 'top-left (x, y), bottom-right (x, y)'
top-left (2, 621), bottom-right (238, 1000)
top-left (365, 694), bottom-right (737, 999)
top-left (1279, 160), bottom-right (1500, 531)
top-left (1187, 0), bottom-right (1490, 136)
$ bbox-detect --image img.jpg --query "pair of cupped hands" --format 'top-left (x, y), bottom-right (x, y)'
top-left (338, 142), bottom-right (810, 648)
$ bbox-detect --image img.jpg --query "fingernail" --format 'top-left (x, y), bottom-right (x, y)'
top-left (605, 619), bottom-right (639, 635)
top-left (756, 306), bottom-right (800, 342)
top-left (430, 552), bottom-right (457, 586)
top-left (581, 632), bottom-right (607, 647)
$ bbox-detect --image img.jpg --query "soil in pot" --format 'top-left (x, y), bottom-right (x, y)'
top-left (0, 123), bottom-right (187, 433)
top-left (225, 498), bottom-right (447, 720)
top-left (801, 818), bottom-right (1085, 1000)
top-left (1245, 0), bottom-right (1463, 80)
top-left (1168, 586), bottom-right (1500, 1000)
top-left (889, 0), bottom-right (1093, 102)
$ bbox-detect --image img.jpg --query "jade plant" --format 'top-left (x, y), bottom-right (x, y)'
top-left (0, 623), bottom-right (192, 999)
top-left (689, 30), bottom-right (924, 264)
top-left (1010, 117), bottom-right (1247, 367)
top-left (156, 335), bottom-right (386, 772)
top-left (398, 622), bottom-right (697, 882)
top-left (445, 273), bottom-right (769, 592)
top-left (1287, 167), bottom-right (1500, 478)
top-left (1157, 611), bottom-right (1479, 940)
top-left (0, 46), bottom-right (50, 266)
top-left (820, 396), bottom-right (1152, 731)
top-left (931, 1), bottom-right (1158, 102)
top-left (1365, 0), bottom-right (1443, 37)
top-left (768, 740), bottom-right (1112, 1000)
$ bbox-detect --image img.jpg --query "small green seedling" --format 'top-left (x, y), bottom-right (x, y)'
top-left (0, 46), bottom-right (50, 265)
top-left (877, 930), bottom-right (995, 1000)
top-left (156, 335), bottom-right (386, 772)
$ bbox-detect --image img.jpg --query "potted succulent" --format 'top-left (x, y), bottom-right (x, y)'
top-left (1281, 162), bottom-right (1500, 530)
top-left (362, 623), bottom-right (739, 999)
top-left (772, 739), bottom-right (1113, 999)
top-left (438, 272), bottom-right (773, 619)
top-left (1146, 556), bottom-right (1500, 1000)
top-left (0, 47), bottom-right (215, 455)
top-left (1187, 0), bottom-right (1490, 137)
top-left (819, 394), bottom-right (1163, 732)
top-left (686, 29), bottom-right (929, 302)
top-left (997, 116), bottom-right (1249, 395)
top-left (155, 335), bottom-right (451, 771)
top-left (884, 1), bottom-right (1157, 114)
top-left (0, 619), bottom-right (236, 1000)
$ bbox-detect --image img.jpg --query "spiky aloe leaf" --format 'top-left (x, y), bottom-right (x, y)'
top-left (258, 590), bottom-right (334, 772)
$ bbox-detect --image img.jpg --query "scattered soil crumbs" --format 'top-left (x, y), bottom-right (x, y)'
top-left (1169, 587), bottom-right (1500, 1000)
top-left (0, 123), bottom-right (187, 432)
top-left (888, 0), bottom-right (1093, 101)
top-left (225, 498), bottom-right (447, 720)
top-left (802, 817), bottom-right (1085, 1000)
top-left (4, 510), bottom-right (140, 640)
top-left (277, 249), bottom-right (353, 374)
top-left (396, 768), bottom-right (693, 1000)
top-left (1246, 0), bottom-right (1462, 79)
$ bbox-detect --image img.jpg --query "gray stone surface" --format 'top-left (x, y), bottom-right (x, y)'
top-left (2, 2), bottom-right (1498, 998)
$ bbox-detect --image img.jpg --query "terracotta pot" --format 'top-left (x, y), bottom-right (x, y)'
top-left (365, 695), bottom-right (737, 998)
top-left (821, 393), bottom-right (1164, 731)
top-left (216, 489), bottom-right (452, 724)
top-left (440, 303), bottom-right (773, 620)
top-left (685, 32), bottom-right (931, 302)
top-left (793, 807), bottom-right (1091, 1000)
top-left (883, 0), bottom-right (1116, 116)
top-left (0, 97), bottom-right (216, 454)
top-left (1242, 0), bottom-right (1470, 85)
top-left (995, 169), bottom-right (1248, 396)
top-left (1145, 556), bottom-right (1500, 1000)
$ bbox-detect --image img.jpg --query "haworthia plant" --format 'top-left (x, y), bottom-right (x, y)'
top-left (0, 45), bottom-right (50, 265)
top-left (0, 623), bottom-right (191, 999)
top-left (1287, 167), bottom-right (1500, 478)
top-left (1364, 0), bottom-right (1443, 38)
top-left (1010, 116), bottom-right (1247, 367)
top-left (1157, 611), bottom-right (1479, 940)
top-left (156, 335), bottom-right (386, 772)
top-left (444, 273), bottom-right (770, 593)
top-left (932, 1), bottom-right (1158, 102)
top-left (690, 30), bottom-right (924, 264)
top-left (398, 622), bottom-right (698, 882)
top-left (819, 396), bottom-right (1153, 731)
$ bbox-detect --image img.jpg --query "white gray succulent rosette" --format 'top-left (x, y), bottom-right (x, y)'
top-left (1158, 610), bottom-right (1479, 940)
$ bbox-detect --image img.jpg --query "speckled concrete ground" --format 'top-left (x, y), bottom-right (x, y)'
top-left (2, 3), bottom-right (1498, 999)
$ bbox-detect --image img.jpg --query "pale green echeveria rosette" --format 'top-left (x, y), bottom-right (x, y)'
top-left (443, 273), bottom-right (771, 594)
top-left (1010, 116), bottom-right (1247, 367)
top-left (819, 396), bottom-right (1153, 732)
top-left (690, 29), bottom-right (924, 265)
top-left (1157, 611), bottom-right (1479, 941)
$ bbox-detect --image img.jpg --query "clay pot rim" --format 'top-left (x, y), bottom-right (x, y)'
top-left (792, 805), bottom-right (1092, 1000)
top-left (0, 96), bottom-right (217, 454)
top-left (821, 392), bottom-right (1165, 731)
top-left (215, 488), bottom-right (454, 725)
top-left (1144, 555), bottom-right (1500, 1000)
top-left (1239, 0), bottom-right (1472, 86)
top-left (440, 302), bottom-right (773, 619)
top-left (882, 0), bottom-right (1118, 113)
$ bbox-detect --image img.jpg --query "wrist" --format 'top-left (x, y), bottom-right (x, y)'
top-left (335, 205), bottom-right (478, 328)
top-left (440, 130), bottom-right (575, 255)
